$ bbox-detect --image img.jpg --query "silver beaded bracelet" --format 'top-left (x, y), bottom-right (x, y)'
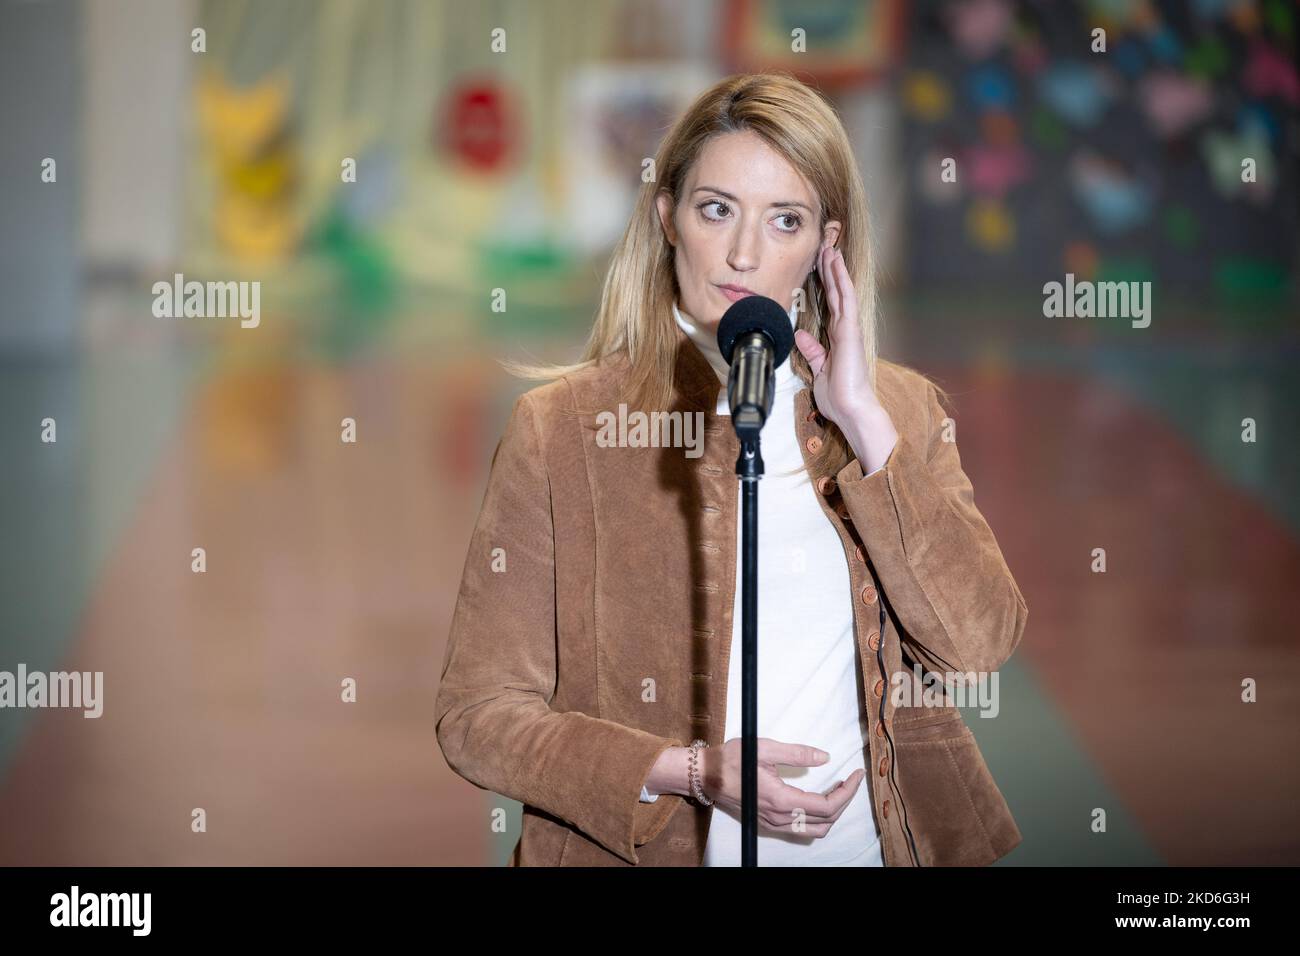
top-left (688, 739), bottom-right (713, 806)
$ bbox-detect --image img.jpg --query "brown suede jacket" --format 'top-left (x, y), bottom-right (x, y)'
top-left (435, 321), bottom-right (1028, 866)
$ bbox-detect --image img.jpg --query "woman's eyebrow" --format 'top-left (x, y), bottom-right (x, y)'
top-left (691, 185), bottom-right (813, 212)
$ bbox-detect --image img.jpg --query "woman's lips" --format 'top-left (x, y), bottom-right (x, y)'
top-left (717, 284), bottom-right (756, 303)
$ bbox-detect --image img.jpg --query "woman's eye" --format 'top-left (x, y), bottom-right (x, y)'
top-left (699, 202), bottom-right (801, 233)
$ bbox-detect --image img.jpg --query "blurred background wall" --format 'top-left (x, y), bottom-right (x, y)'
top-left (0, 0), bottom-right (1296, 866)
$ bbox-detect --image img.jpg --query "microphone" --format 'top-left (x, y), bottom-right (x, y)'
top-left (716, 295), bottom-right (795, 441)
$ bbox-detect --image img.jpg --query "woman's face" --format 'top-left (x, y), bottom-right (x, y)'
top-left (656, 129), bottom-right (841, 333)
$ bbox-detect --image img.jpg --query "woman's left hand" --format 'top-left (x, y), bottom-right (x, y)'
top-left (793, 245), bottom-right (899, 474)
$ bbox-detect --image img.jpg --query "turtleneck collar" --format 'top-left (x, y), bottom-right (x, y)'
top-left (672, 300), bottom-right (799, 394)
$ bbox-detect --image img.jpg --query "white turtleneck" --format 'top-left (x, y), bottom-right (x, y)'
top-left (637, 301), bottom-right (883, 867)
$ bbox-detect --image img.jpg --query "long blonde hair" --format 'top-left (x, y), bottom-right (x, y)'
top-left (503, 71), bottom-right (884, 479)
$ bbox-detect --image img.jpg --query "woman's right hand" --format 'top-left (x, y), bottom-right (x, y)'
top-left (701, 738), bottom-right (865, 837)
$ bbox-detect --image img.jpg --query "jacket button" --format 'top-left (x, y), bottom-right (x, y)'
top-left (883, 799), bottom-right (890, 819)
top-left (805, 408), bottom-right (819, 424)
top-left (875, 721), bottom-right (885, 738)
top-left (838, 505), bottom-right (852, 522)
top-left (878, 756), bottom-right (889, 777)
top-left (860, 584), bottom-right (878, 606)
top-left (805, 435), bottom-right (823, 454)
top-left (867, 629), bottom-right (881, 652)
top-left (854, 545), bottom-right (865, 563)
top-left (873, 678), bottom-right (884, 698)
top-left (816, 475), bottom-right (836, 496)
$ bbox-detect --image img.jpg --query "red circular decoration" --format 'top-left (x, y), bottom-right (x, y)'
top-left (443, 80), bottom-right (516, 173)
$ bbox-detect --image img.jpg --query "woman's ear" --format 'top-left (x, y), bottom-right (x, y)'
top-left (810, 221), bottom-right (842, 276)
top-left (655, 190), bottom-right (678, 247)
top-left (822, 220), bottom-right (842, 255)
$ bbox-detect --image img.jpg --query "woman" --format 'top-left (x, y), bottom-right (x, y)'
top-left (435, 73), bottom-right (1028, 867)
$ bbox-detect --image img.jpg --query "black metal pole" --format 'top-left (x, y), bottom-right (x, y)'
top-left (737, 436), bottom-right (762, 866)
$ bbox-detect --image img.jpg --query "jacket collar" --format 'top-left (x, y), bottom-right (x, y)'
top-left (671, 320), bottom-right (727, 414)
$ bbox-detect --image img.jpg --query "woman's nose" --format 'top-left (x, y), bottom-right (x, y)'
top-left (726, 222), bottom-right (761, 273)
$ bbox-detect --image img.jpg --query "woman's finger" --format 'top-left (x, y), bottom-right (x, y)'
top-left (827, 249), bottom-right (854, 343)
top-left (766, 773), bottom-right (862, 824)
top-left (761, 818), bottom-right (833, 836)
top-left (831, 249), bottom-right (858, 341)
top-left (794, 328), bottom-right (826, 379)
top-left (821, 247), bottom-right (842, 326)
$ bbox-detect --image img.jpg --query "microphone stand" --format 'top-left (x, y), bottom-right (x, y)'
top-left (719, 307), bottom-right (787, 868)
top-left (736, 433), bottom-right (762, 867)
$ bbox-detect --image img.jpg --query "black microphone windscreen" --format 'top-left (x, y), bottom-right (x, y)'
top-left (716, 295), bottom-right (795, 367)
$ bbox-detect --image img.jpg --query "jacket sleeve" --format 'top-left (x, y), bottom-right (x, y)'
top-left (434, 390), bottom-right (686, 865)
top-left (833, 377), bottom-right (1028, 682)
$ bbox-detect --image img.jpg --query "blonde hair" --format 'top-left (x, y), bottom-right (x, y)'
top-left (503, 71), bottom-right (885, 479)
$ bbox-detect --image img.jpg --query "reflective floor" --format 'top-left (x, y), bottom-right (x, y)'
top-left (1, 294), bottom-right (1296, 865)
